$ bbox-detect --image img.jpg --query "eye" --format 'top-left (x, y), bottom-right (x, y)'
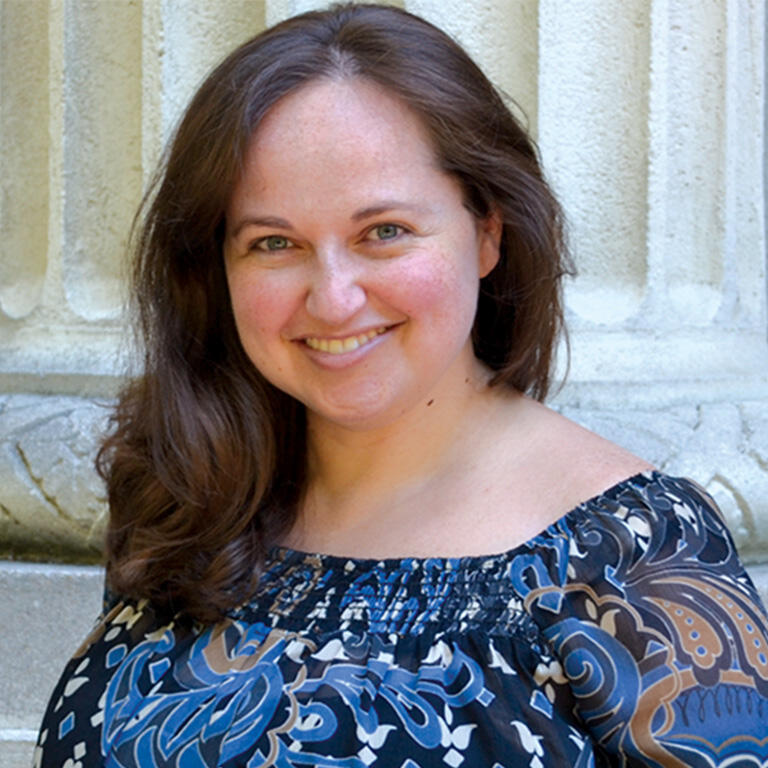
top-left (251, 235), bottom-right (294, 252)
top-left (367, 224), bottom-right (404, 242)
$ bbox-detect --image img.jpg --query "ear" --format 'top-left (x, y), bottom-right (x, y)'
top-left (477, 207), bottom-right (503, 278)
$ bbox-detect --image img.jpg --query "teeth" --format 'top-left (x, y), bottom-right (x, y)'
top-left (305, 327), bottom-right (386, 354)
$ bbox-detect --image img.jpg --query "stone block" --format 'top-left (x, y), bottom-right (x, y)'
top-left (2, 390), bottom-right (768, 573)
top-left (0, 394), bottom-right (108, 561)
top-left (406, 0), bottom-right (539, 132)
top-left (0, 737), bottom-right (38, 768)
top-left (0, 1), bottom-right (49, 320)
top-left (0, 562), bottom-right (103, 763)
top-left (539, 0), bottom-right (650, 325)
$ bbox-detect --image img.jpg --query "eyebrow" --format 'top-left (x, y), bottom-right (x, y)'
top-left (350, 201), bottom-right (432, 221)
top-left (229, 201), bottom-right (431, 239)
top-left (229, 215), bottom-right (292, 239)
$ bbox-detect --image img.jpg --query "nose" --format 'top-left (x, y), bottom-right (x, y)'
top-left (304, 249), bottom-right (366, 325)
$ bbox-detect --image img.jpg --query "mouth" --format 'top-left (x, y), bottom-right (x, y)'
top-left (303, 326), bottom-right (389, 354)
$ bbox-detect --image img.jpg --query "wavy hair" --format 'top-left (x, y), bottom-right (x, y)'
top-left (99, 2), bottom-right (572, 621)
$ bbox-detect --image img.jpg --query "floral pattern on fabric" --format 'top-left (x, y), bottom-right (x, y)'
top-left (35, 473), bottom-right (768, 767)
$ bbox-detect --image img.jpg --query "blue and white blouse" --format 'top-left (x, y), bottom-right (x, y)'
top-left (36, 472), bottom-right (768, 767)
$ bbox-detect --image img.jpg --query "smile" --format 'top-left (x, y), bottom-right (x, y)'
top-left (304, 327), bottom-right (388, 354)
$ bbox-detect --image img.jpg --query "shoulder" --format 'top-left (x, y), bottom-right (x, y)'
top-left (479, 396), bottom-right (653, 545)
top-left (523, 471), bottom-right (768, 764)
top-left (36, 597), bottom-right (197, 767)
top-left (512, 471), bottom-right (740, 607)
top-left (565, 472), bottom-right (751, 586)
top-left (531, 470), bottom-right (761, 610)
top-left (512, 398), bottom-right (655, 502)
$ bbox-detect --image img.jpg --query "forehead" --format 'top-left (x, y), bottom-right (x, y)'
top-left (242, 77), bottom-right (439, 182)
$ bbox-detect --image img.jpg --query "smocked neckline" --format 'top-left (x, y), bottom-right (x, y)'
top-left (267, 469), bottom-right (660, 571)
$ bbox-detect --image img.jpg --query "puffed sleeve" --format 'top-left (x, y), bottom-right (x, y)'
top-left (526, 473), bottom-right (768, 768)
top-left (34, 597), bottom-right (197, 768)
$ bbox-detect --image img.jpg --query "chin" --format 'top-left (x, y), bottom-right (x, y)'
top-left (303, 391), bottom-right (415, 432)
top-left (306, 403), bottom-right (397, 432)
top-left (300, 380), bottom-right (392, 425)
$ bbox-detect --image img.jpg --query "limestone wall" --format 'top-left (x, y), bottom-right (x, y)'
top-left (0, 0), bottom-right (766, 761)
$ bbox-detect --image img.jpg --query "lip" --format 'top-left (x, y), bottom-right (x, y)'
top-left (297, 324), bottom-right (396, 368)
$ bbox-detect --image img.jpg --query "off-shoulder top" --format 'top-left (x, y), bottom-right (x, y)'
top-left (35, 472), bottom-right (768, 767)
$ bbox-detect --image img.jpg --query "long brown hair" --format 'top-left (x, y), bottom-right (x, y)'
top-left (99, 3), bottom-right (572, 622)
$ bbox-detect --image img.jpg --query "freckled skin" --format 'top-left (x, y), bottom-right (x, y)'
top-left (223, 77), bottom-right (500, 432)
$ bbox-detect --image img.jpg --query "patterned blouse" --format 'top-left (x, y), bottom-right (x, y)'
top-left (36, 472), bottom-right (768, 767)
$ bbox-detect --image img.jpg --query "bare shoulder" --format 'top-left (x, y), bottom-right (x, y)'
top-left (423, 394), bottom-right (655, 556)
top-left (520, 398), bottom-right (654, 497)
top-left (478, 395), bottom-right (654, 542)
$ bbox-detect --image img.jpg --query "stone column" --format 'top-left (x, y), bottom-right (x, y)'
top-left (539, 0), bottom-right (768, 561)
top-left (406, 0), bottom-right (539, 131)
top-left (0, 0), bottom-right (267, 560)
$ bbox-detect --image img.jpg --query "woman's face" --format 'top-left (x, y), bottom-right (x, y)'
top-left (223, 77), bottom-right (500, 432)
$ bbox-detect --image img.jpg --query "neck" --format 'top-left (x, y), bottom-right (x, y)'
top-left (290, 358), bottom-right (513, 545)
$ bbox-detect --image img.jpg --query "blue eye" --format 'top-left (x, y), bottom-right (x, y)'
top-left (371, 224), bottom-right (401, 241)
top-left (255, 235), bottom-right (292, 251)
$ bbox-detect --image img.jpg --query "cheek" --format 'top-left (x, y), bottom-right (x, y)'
top-left (383, 252), bottom-right (478, 326)
top-left (227, 273), bottom-right (295, 348)
top-left (226, 276), bottom-right (296, 383)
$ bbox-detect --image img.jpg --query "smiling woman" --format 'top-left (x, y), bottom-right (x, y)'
top-left (223, 77), bottom-right (500, 432)
top-left (35, 4), bottom-right (768, 768)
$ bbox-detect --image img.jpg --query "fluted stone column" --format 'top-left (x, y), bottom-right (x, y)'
top-left (266, 0), bottom-right (327, 26)
top-left (405, 0), bottom-right (539, 132)
top-left (0, 0), bottom-right (266, 562)
top-left (537, 0), bottom-right (768, 561)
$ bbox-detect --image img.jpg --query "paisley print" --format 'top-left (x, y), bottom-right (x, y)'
top-left (35, 473), bottom-right (768, 767)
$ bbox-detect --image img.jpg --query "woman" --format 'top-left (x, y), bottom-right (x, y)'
top-left (36, 4), bottom-right (768, 767)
